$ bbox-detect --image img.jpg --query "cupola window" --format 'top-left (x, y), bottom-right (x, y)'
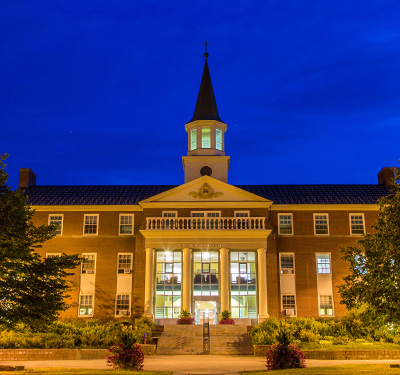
top-left (216, 129), bottom-right (222, 150)
top-left (202, 127), bottom-right (211, 148)
top-left (190, 129), bottom-right (197, 150)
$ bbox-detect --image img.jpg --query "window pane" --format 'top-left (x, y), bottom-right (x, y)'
top-left (119, 215), bottom-right (133, 234)
top-left (49, 215), bottom-right (63, 235)
top-left (118, 254), bottom-right (132, 273)
top-left (317, 254), bottom-right (331, 274)
top-left (351, 215), bottom-right (364, 234)
top-left (84, 215), bottom-right (98, 234)
top-left (190, 129), bottom-right (197, 150)
top-left (82, 254), bottom-right (96, 274)
top-left (216, 129), bottom-right (222, 150)
top-left (279, 214), bottom-right (292, 234)
top-left (202, 128), bottom-right (211, 148)
top-left (280, 254), bottom-right (294, 274)
top-left (314, 214), bottom-right (328, 234)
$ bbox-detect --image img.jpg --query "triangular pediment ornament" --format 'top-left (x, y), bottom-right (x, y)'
top-left (188, 183), bottom-right (223, 199)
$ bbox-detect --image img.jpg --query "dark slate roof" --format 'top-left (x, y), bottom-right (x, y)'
top-left (189, 58), bottom-right (224, 123)
top-left (25, 184), bottom-right (391, 206)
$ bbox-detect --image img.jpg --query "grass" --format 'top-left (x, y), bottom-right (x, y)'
top-left (242, 364), bottom-right (400, 375)
top-left (0, 369), bottom-right (172, 375)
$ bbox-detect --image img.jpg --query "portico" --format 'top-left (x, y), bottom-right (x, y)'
top-left (140, 178), bottom-right (272, 324)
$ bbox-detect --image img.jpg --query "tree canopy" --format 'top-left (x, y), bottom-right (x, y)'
top-left (339, 166), bottom-right (400, 322)
top-left (0, 155), bottom-right (80, 329)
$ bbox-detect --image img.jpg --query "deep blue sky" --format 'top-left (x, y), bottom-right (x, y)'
top-left (1, 1), bottom-right (399, 190)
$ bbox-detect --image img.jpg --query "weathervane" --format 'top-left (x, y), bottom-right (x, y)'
top-left (202, 40), bottom-right (210, 58)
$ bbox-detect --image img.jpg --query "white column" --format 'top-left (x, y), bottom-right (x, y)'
top-left (182, 248), bottom-right (192, 313)
top-left (144, 248), bottom-right (155, 319)
top-left (220, 248), bottom-right (230, 315)
top-left (257, 247), bottom-right (269, 322)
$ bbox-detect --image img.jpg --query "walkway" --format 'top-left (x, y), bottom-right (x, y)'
top-left (2, 355), bottom-right (400, 374)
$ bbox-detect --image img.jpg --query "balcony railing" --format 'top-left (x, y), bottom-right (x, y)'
top-left (146, 217), bottom-right (266, 230)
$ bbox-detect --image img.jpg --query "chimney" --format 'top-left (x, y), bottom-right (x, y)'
top-left (377, 167), bottom-right (395, 187)
top-left (19, 168), bottom-right (37, 188)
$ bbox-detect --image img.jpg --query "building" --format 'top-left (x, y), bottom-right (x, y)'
top-left (20, 53), bottom-right (393, 325)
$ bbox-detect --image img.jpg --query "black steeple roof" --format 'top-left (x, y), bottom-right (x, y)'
top-left (189, 56), bottom-right (224, 123)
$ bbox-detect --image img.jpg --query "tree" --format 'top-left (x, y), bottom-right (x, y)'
top-left (0, 155), bottom-right (80, 329)
top-left (339, 165), bottom-right (400, 322)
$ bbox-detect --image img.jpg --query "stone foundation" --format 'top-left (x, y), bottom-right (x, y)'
top-left (0, 346), bottom-right (156, 361)
top-left (253, 345), bottom-right (400, 359)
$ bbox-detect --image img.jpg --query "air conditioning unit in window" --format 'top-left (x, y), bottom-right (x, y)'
top-left (119, 310), bottom-right (130, 316)
top-left (85, 270), bottom-right (95, 274)
top-left (123, 269), bottom-right (132, 274)
top-left (284, 309), bottom-right (295, 316)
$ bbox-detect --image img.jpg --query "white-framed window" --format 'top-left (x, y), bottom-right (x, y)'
top-left (191, 211), bottom-right (221, 217)
top-left (83, 214), bottom-right (99, 235)
top-left (278, 214), bottom-right (293, 235)
top-left (82, 253), bottom-right (96, 274)
top-left (282, 294), bottom-right (296, 316)
top-left (202, 127), bottom-right (211, 148)
top-left (234, 211), bottom-right (249, 217)
top-left (280, 253), bottom-right (295, 274)
top-left (118, 254), bottom-right (132, 274)
top-left (190, 129), bottom-right (197, 150)
top-left (316, 253), bottom-right (331, 274)
top-left (319, 295), bottom-right (334, 316)
top-left (162, 211), bottom-right (177, 218)
top-left (46, 253), bottom-right (61, 258)
top-left (349, 214), bottom-right (365, 235)
top-left (314, 213), bottom-right (329, 235)
top-left (116, 294), bottom-right (130, 316)
top-left (48, 214), bottom-right (63, 235)
top-left (79, 294), bottom-right (93, 316)
top-left (119, 214), bottom-right (134, 235)
top-left (216, 128), bottom-right (222, 150)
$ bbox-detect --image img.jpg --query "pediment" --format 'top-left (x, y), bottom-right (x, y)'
top-left (139, 176), bottom-right (272, 207)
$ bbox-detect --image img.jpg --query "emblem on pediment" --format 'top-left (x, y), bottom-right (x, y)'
top-left (188, 183), bottom-right (224, 199)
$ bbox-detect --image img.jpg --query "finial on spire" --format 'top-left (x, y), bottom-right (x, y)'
top-left (202, 40), bottom-right (210, 58)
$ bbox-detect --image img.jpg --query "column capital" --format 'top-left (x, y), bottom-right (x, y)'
top-left (257, 247), bottom-right (267, 253)
top-left (145, 247), bottom-right (155, 253)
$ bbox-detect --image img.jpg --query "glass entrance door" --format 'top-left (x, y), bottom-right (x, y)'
top-left (195, 300), bottom-right (218, 325)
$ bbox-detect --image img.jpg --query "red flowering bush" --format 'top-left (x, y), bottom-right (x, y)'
top-left (266, 330), bottom-right (306, 370)
top-left (219, 310), bottom-right (235, 325)
top-left (107, 343), bottom-right (144, 371)
top-left (177, 309), bottom-right (195, 325)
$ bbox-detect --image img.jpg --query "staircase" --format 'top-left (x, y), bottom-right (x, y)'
top-left (156, 325), bottom-right (253, 355)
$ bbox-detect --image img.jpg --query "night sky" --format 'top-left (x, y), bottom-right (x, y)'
top-left (1, 1), bottom-right (400, 190)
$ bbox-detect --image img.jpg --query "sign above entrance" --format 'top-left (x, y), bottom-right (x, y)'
top-left (183, 243), bottom-right (232, 248)
top-left (189, 183), bottom-right (224, 199)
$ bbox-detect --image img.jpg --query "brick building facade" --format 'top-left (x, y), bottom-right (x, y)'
top-left (21, 55), bottom-right (392, 325)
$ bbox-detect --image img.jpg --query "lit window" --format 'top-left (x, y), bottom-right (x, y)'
top-left (278, 214), bottom-right (293, 235)
top-left (316, 254), bottom-right (331, 274)
top-left (282, 295), bottom-right (296, 316)
top-left (350, 214), bottom-right (365, 235)
top-left (319, 295), bottom-right (333, 316)
top-left (190, 129), bottom-right (197, 150)
top-left (49, 214), bottom-right (63, 235)
top-left (118, 254), bottom-right (132, 274)
top-left (79, 295), bottom-right (93, 316)
top-left (84, 214), bottom-right (98, 235)
top-left (46, 253), bottom-right (61, 258)
top-left (216, 129), bottom-right (222, 150)
top-left (314, 214), bottom-right (329, 235)
top-left (119, 214), bottom-right (133, 235)
top-left (116, 295), bottom-right (130, 316)
top-left (202, 127), bottom-right (211, 148)
top-left (82, 254), bottom-right (96, 274)
top-left (280, 253), bottom-right (294, 274)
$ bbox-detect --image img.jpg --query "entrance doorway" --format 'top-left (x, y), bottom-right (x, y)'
top-left (195, 300), bottom-right (218, 325)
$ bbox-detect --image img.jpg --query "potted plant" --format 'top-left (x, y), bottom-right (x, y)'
top-left (177, 309), bottom-right (195, 325)
top-left (219, 309), bottom-right (235, 324)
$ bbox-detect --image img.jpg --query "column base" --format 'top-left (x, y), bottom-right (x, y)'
top-left (258, 314), bottom-right (269, 323)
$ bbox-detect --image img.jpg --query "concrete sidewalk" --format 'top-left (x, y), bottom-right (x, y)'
top-left (2, 355), bottom-right (400, 374)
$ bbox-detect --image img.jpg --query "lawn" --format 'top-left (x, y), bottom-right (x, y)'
top-left (242, 364), bottom-right (400, 375)
top-left (0, 369), bottom-right (172, 375)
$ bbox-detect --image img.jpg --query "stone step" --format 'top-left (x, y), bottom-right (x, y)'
top-left (156, 325), bottom-right (253, 355)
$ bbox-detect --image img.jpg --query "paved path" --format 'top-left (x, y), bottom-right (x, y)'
top-left (2, 355), bottom-right (400, 374)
